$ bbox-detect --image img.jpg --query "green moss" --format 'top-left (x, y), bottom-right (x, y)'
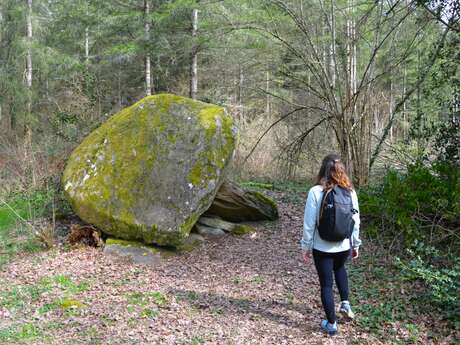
top-left (175, 234), bottom-right (203, 252)
top-left (147, 94), bottom-right (183, 114)
top-left (189, 163), bottom-right (204, 186)
top-left (198, 106), bottom-right (221, 140)
top-left (232, 224), bottom-right (256, 235)
top-left (251, 191), bottom-right (278, 219)
top-left (178, 214), bottom-right (200, 241)
top-left (106, 238), bottom-right (140, 247)
top-left (60, 298), bottom-right (84, 309)
top-left (167, 132), bottom-right (177, 144)
top-left (252, 191), bottom-right (276, 208)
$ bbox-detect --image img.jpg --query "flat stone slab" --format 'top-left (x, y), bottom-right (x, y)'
top-left (104, 243), bottom-right (163, 265)
top-left (195, 224), bottom-right (226, 237)
top-left (103, 235), bottom-right (205, 265)
top-left (197, 216), bottom-right (236, 232)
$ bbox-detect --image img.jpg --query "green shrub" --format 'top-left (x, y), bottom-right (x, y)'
top-left (360, 162), bottom-right (460, 247)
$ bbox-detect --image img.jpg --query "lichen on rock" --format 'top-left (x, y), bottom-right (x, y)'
top-left (62, 94), bottom-right (236, 247)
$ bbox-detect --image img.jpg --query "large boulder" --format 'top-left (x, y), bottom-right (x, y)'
top-left (62, 94), bottom-right (236, 246)
top-left (204, 181), bottom-right (278, 222)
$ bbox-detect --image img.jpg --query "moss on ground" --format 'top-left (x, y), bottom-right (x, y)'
top-left (232, 224), bottom-right (256, 235)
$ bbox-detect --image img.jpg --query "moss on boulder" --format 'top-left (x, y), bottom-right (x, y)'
top-left (62, 94), bottom-right (236, 247)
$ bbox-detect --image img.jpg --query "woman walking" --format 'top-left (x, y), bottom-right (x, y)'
top-left (301, 154), bottom-right (361, 335)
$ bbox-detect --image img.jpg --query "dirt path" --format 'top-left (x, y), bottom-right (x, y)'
top-left (0, 194), bottom-right (377, 345)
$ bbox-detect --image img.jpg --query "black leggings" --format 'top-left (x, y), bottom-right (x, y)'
top-left (313, 249), bottom-right (350, 323)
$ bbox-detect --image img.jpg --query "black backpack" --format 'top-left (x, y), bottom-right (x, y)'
top-left (317, 185), bottom-right (357, 242)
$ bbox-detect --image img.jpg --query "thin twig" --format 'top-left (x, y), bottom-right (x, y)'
top-left (242, 107), bottom-right (306, 165)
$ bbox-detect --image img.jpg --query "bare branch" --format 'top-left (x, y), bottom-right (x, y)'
top-left (243, 107), bottom-right (309, 165)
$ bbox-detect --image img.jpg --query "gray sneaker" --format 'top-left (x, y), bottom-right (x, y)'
top-left (339, 301), bottom-right (355, 320)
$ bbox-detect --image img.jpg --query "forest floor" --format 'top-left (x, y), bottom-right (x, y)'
top-left (0, 190), bottom-right (456, 345)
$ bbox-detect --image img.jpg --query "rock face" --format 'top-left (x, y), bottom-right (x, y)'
top-left (62, 94), bottom-right (236, 246)
top-left (204, 181), bottom-right (278, 222)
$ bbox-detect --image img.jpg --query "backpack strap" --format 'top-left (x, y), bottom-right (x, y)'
top-left (319, 187), bottom-right (333, 221)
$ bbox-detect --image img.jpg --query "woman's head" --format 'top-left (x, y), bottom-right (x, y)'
top-left (316, 154), bottom-right (352, 190)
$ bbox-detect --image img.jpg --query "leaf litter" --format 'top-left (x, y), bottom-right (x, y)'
top-left (0, 191), bottom-right (452, 344)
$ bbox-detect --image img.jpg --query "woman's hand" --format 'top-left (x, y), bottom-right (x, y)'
top-left (302, 250), bottom-right (312, 263)
top-left (352, 248), bottom-right (359, 259)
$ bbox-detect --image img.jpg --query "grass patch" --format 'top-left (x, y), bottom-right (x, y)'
top-left (127, 291), bottom-right (169, 307)
top-left (232, 276), bottom-right (242, 285)
top-left (0, 190), bottom-right (54, 231)
top-left (141, 307), bottom-right (160, 318)
top-left (0, 323), bottom-right (43, 344)
top-left (1, 275), bottom-right (91, 319)
top-left (126, 291), bottom-right (169, 319)
top-left (250, 275), bottom-right (265, 284)
top-left (38, 274), bottom-right (92, 294)
top-left (191, 335), bottom-right (204, 345)
top-left (239, 181), bottom-right (275, 190)
top-left (239, 180), bottom-right (308, 193)
top-left (0, 283), bottom-right (53, 311)
top-left (0, 189), bottom-right (57, 268)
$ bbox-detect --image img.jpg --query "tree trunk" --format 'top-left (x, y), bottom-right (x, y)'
top-left (389, 78), bottom-right (394, 141)
top-left (402, 65), bottom-right (407, 139)
top-left (26, 0), bottom-right (32, 89)
top-left (0, 6), bottom-right (2, 129)
top-left (416, 48), bottom-right (422, 155)
top-left (190, 8), bottom-right (198, 99)
top-left (265, 68), bottom-right (270, 115)
top-left (238, 65), bottom-right (244, 119)
top-left (85, 27), bottom-right (89, 63)
top-left (144, 0), bottom-right (152, 96)
top-left (342, 0), bottom-right (371, 186)
top-left (25, 0), bottom-right (32, 139)
top-left (329, 0), bottom-right (336, 88)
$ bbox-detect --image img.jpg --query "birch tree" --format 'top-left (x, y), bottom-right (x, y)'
top-left (144, 0), bottom-right (152, 96)
top-left (190, 8), bottom-right (198, 99)
top-left (25, 0), bottom-right (33, 139)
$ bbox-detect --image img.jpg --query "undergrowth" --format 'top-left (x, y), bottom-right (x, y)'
top-left (352, 158), bottom-right (460, 342)
top-left (0, 188), bottom-right (63, 267)
top-left (348, 243), bottom-right (457, 343)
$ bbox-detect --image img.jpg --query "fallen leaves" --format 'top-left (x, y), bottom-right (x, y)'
top-left (0, 191), bottom-right (452, 344)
